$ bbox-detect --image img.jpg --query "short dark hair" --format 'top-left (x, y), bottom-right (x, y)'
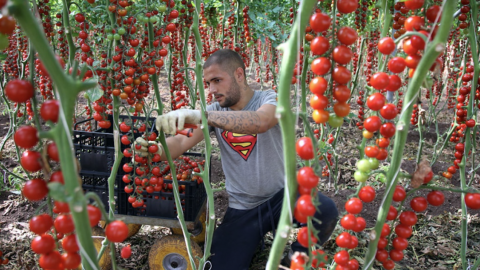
top-left (204, 49), bottom-right (246, 78)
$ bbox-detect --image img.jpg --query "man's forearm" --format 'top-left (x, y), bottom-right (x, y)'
top-left (206, 111), bottom-right (265, 134)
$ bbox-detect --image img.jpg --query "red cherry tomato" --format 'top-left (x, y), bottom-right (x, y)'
top-left (337, 26), bottom-right (358, 45)
top-left (309, 12), bottom-right (331, 33)
top-left (465, 193), bottom-right (480, 209)
top-left (105, 220), bottom-right (129, 242)
top-left (359, 186), bottom-right (376, 203)
top-left (14, 126), bottom-right (39, 149)
top-left (296, 137), bottom-right (314, 160)
top-left (364, 116), bottom-right (382, 132)
top-left (121, 245), bottom-right (132, 259)
top-left (345, 198), bottom-right (363, 214)
top-left (296, 166), bottom-right (319, 189)
top-left (366, 93), bottom-right (386, 111)
top-left (378, 37), bottom-right (395, 55)
top-left (393, 185), bottom-right (406, 202)
top-left (22, 179), bottom-right (48, 201)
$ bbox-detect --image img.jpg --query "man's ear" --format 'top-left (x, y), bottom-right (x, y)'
top-left (235, 67), bottom-right (244, 83)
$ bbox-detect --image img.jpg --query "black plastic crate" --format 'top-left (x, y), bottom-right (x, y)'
top-left (80, 153), bottom-right (208, 222)
top-left (73, 115), bottom-right (155, 175)
top-left (81, 172), bottom-right (130, 214)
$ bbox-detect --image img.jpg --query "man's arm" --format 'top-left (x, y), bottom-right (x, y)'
top-left (206, 104), bottom-right (278, 134)
top-left (161, 126), bottom-right (205, 160)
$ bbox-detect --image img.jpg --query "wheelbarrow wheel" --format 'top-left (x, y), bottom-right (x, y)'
top-left (148, 235), bottom-right (202, 270)
top-left (171, 209), bottom-right (207, 244)
top-left (78, 233), bottom-right (111, 270)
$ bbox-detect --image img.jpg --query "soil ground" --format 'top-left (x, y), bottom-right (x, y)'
top-left (1, 70), bottom-right (480, 270)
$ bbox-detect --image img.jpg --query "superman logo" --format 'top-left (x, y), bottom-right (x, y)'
top-left (221, 131), bottom-right (257, 161)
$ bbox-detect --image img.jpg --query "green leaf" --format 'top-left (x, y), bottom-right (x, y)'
top-left (317, 140), bottom-right (326, 152)
top-left (85, 86), bottom-right (103, 102)
top-left (0, 53), bottom-right (7, 60)
top-left (48, 182), bottom-right (67, 202)
top-left (272, 6), bottom-right (282, 13)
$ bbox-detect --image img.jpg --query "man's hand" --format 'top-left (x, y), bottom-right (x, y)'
top-left (133, 137), bottom-right (163, 157)
top-left (156, 109), bottom-right (201, 135)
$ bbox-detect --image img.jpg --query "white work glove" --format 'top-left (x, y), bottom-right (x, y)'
top-left (155, 109), bottom-right (201, 135)
top-left (133, 137), bottom-right (163, 157)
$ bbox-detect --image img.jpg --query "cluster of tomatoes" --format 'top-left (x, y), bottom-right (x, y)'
top-left (120, 122), bottom-right (204, 211)
top-left (308, 7), bottom-right (358, 128)
top-left (353, 0), bottom-right (372, 31)
top-left (356, 30), bottom-right (379, 129)
top-left (370, 171), bottom-right (443, 269)
top-left (28, 212), bottom-right (128, 269)
top-left (6, 79), bottom-right (131, 268)
top-left (293, 136), bottom-right (330, 269)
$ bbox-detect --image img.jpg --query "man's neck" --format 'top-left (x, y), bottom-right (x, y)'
top-left (230, 86), bottom-right (254, 111)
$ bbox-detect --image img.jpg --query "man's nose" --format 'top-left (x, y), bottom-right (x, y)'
top-left (208, 85), bottom-right (216, 95)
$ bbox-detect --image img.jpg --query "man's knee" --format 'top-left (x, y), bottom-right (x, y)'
top-left (315, 192), bottom-right (339, 244)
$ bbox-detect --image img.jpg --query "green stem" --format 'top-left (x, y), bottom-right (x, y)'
top-left (62, 0), bottom-right (76, 65)
top-left (458, 2), bottom-right (480, 267)
top-left (191, 1), bottom-right (214, 265)
top-left (265, 1), bottom-right (316, 269)
top-left (415, 115), bottom-right (424, 164)
top-left (158, 133), bottom-right (197, 270)
top-left (362, 1), bottom-right (456, 268)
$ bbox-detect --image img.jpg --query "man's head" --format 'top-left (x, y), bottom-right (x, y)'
top-left (204, 49), bottom-right (246, 81)
top-left (203, 49), bottom-right (249, 109)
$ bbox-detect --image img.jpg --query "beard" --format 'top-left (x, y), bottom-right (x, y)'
top-left (218, 79), bottom-right (241, 108)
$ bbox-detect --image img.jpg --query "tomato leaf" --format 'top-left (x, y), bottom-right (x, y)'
top-left (85, 87), bottom-right (103, 102)
top-left (0, 53), bottom-right (7, 60)
top-left (48, 182), bottom-right (67, 202)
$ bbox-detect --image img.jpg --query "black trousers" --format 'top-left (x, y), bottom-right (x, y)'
top-left (208, 188), bottom-right (339, 270)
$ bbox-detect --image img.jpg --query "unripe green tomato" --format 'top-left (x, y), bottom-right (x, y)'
top-left (158, 5), bottom-right (167, 12)
top-left (304, 44), bottom-right (311, 51)
top-left (125, 6), bottom-right (131, 11)
top-left (105, 26), bottom-right (112, 33)
top-left (0, 34), bottom-right (9, 50)
top-left (354, 171), bottom-right (368, 182)
top-left (357, 158), bottom-right (371, 173)
top-left (141, 16), bottom-right (149, 23)
top-left (247, 41), bottom-right (254, 47)
top-left (117, 27), bottom-right (126, 35)
top-left (106, 34), bottom-right (113, 41)
top-left (328, 114), bottom-right (343, 128)
top-left (308, 58), bottom-right (314, 65)
top-left (114, 34), bottom-right (121, 40)
top-left (149, 16), bottom-right (158, 23)
top-left (368, 157), bottom-right (379, 170)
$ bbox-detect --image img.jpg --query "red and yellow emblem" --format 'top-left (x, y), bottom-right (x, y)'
top-left (221, 131), bottom-right (257, 161)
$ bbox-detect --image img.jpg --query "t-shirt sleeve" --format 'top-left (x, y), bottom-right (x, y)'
top-left (262, 90), bottom-right (278, 106)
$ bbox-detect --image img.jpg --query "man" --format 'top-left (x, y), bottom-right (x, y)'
top-left (136, 49), bottom-right (338, 269)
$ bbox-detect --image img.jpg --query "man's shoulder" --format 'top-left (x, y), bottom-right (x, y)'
top-left (206, 102), bottom-right (222, 112)
top-left (252, 89), bottom-right (277, 106)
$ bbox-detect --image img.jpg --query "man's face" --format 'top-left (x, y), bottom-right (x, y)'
top-left (203, 64), bottom-right (241, 108)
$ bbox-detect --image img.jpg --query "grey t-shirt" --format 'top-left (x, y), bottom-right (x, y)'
top-left (207, 90), bottom-right (285, 210)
